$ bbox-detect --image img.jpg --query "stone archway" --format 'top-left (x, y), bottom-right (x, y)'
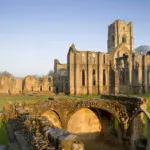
top-left (67, 108), bottom-right (102, 134)
top-left (67, 107), bottom-right (124, 150)
top-left (41, 110), bottom-right (62, 128)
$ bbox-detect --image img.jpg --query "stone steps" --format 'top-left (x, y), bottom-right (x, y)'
top-left (0, 145), bottom-right (6, 150)
top-left (6, 119), bottom-right (31, 150)
top-left (14, 131), bottom-right (30, 150)
top-left (6, 123), bottom-right (15, 142)
top-left (5, 143), bottom-right (20, 150)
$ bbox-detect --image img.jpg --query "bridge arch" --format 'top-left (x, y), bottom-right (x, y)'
top-left (67, 100), bottom-right (129, 127)
top-left (67, 106), bottom-right (123, 139)
top-left (67, 108), bottom-right (102, 134)
top-left (41, 109), bottom-right (62, 128)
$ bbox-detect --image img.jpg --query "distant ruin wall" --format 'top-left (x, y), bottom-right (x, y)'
top-left (0, 73), bottom-right (54, 94)
top-left (0, 73), bottom-right (22, 94)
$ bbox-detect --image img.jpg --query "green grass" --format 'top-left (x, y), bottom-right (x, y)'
top-left (0, 94), bottom-right (53, 111)
top-left (0, 121), bottom-right (9, 145)
top-left (132, 93), bottom-right (150, 112)
top-left (53, 94), bottom-right (100, 100)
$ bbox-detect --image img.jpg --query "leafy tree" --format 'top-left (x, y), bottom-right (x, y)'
top-left (48, 70), bottom-right (54, 76)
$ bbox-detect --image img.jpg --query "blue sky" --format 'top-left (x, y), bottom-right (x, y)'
top-left (0, 0), bottom-right (150, 77)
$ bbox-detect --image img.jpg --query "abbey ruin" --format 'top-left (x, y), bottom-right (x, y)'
top-left (0, 19), bottom-right (150, 150)
top-left (0, 72), bottom-right (53, 94)
top-left (1, 19), bottom-right (150, 96)
top-left (54, 19), bottom-right (150, 95)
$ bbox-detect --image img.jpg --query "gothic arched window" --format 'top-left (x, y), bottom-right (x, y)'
top-left (103, 55), bottom-right (105, 64)
top-left (82, 69), bottom-right (85, 86)
top-left (92, 69), bottom-right (96, 86)
top-left (40, 86), bottom-right (42, 92)
top-left (122, 36), bottom-right (126, 43)
top-left (103, 69), bottom-right (106, 86)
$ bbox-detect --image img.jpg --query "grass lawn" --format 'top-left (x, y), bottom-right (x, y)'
top-left (0, 93), bottom-right (53, 111)
top-left (0, 121), bottom-right (9, 145)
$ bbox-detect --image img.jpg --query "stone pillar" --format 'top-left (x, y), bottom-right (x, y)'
top-left (146, 118), bottom-right (150, 150)
top-left (144, 56), bottom-right (148, 93)
top-left (115, 70), bottom-right (119, 94)
top-left (129, 55), bottom-right (133, 86)
top-left (68, 50), bottom-right (75, 95)
top-left (138, 56), bottom-right (143, 85)
top-left (75, 53), bottom-right (81, 95)
top-left (87, 53), bottom-right (92, 94)
top-left (98, 54), bottom-right (103, 94)
top-left (106, 55), bottom-right (110, 94)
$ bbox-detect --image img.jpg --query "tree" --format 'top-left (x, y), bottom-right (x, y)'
top-left (48, 70), bottom-right (54, 76)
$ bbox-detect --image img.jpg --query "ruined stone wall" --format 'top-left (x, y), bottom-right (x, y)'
top-left (73, 50), bottom-right (100, 95)
top-left (54, 59), bottom-right (68, 93)
top-left (132, 55), bottom-right (144, 93)
top-left (23, 75), bottom-right (53, 93)
top-left (68, 45), bottom-right (115, 95)
top-left (67, 43), bottom-right (150, 95)
top-left (65, 20), bottom-right (135, 95)
top-left (131, 54), bottom-right (150, 94)
top-left (0, 73), bottom-right (22, 94)
top-left (0, 72), bottom-right (54, 94)
top-left (23, 76), bottom-right (40, 92)
top-left (42, 76), bottom-right (53, 92)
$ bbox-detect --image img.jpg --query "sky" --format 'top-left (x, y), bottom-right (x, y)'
top-left (0, 0), bottom-right (150, 77)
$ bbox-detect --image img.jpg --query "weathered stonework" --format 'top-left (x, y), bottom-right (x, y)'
top-left (54, 59), bottom-right (68, 93)
top-left (54, 20), bottom-right (150, 95)
top-left (0, 72), bottom-right (54, 94)
top-left (0, 72), bottom-right (22, 94)
top-left (3, 95), bottom-right (149, 149)
top-left (23, 75), bottom-right (53, 93)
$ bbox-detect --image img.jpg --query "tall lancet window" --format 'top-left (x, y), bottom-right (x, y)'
top-left (122, 36), bottom-right (126, 43)
top-left (82, 69), bottom-right (85, 86)
top-left (103, 69), bottom-right (106, 86)
top-left (93, 69), bottom-right (96, 86)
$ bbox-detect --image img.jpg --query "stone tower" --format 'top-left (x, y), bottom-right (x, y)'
top-left (107, 20), bottom-right (134, 52)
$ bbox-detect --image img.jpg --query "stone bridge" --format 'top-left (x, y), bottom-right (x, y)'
top-left (4, 94), bottom-right (150, 149)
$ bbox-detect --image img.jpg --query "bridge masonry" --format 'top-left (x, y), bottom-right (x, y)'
top-left (2, 94), bottom-right (149, 150)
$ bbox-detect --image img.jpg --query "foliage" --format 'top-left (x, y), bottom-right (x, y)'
top-left (132, 93), bottom-right (150, 112)
top-left (0, 71), bottom-right (13, 77)
top-left (48, 70), bottom-right (54, 76)
top-left (0, 94), bottom-right (51, 111)
top-left (38, 76), bottom-right (44, 82)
